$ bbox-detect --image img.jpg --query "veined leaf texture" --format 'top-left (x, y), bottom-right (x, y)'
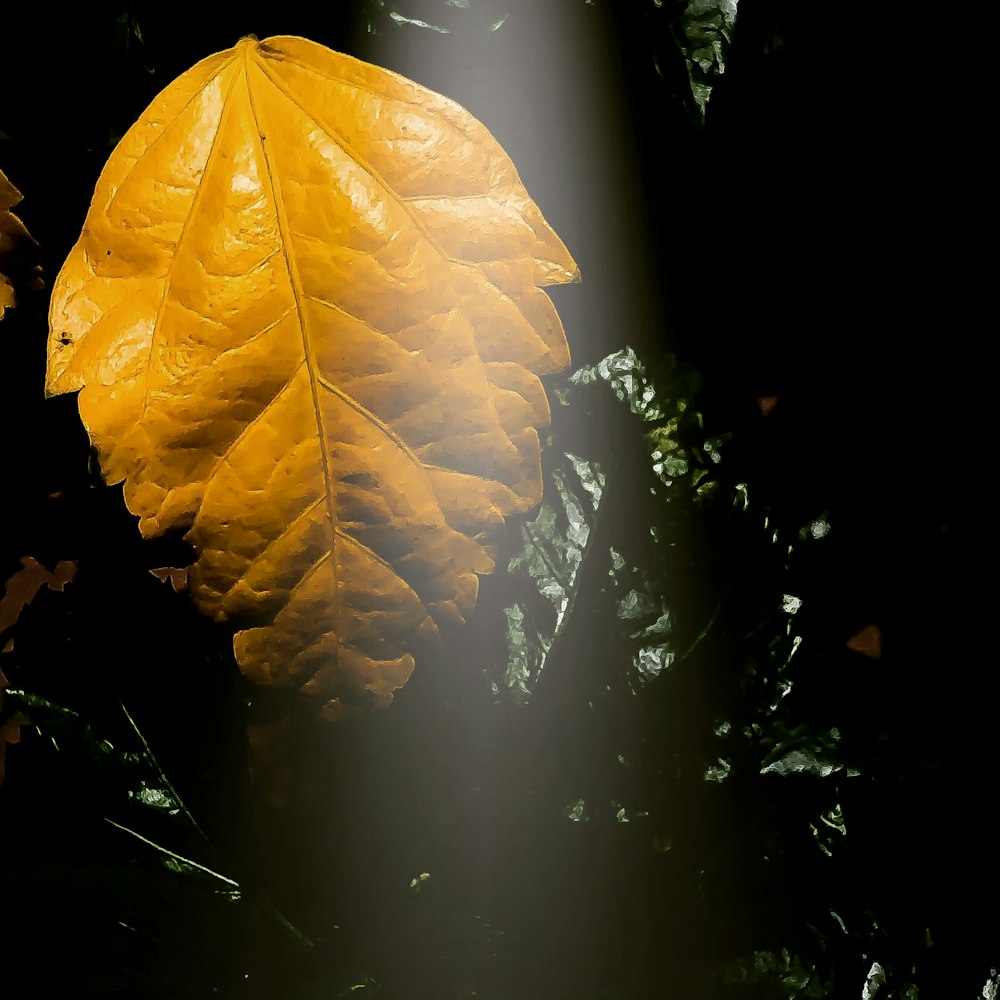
top-left (46, 36), bottom-right (577, 719)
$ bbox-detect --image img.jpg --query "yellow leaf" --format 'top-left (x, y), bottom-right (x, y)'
top-left (46, 36), bottom-right (577, 719)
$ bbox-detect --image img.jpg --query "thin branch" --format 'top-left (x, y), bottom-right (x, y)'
top-left (675, 587), bottom-right (729, 666)
top-left (120, 701), bottom-right (315, 950)
top-left (103, 817), bottom-right (240, 887)
top-left (121, 701), bottom-right (213, 850)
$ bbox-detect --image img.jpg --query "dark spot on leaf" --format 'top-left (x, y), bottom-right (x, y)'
top-left (342, 472), bottom-right (379, 491)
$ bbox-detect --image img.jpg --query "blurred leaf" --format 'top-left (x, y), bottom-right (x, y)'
top-left (981, 970), bottom-right (1000, 1000)
top-left (846, 623), bottom-right (882, 659)
top-left (501, 346), bottom-right (714, 702)
top-left (112, 9), bottom-right (144, 50)
top-left (0, 167), bottom-right (41, 319)
top-left (0, 861), bottom-right (244, 994)
top-left (718, 947), bottom-right (833, 997)
top-left (503, 447), bottom-right (605, 702)
top-left (761, 748), bottom-right (840, 778)
top-left (6, 679), bottom-right (237, 886)
top-left (0, 555), bottom-right (77, 636)
top-left (389, 11), bottom-right (450, 32)
top-left (363, 0), bottom-right (513, 37)
top-left (569, 346), bottom-right (723, 491)
top-left (643, 0), bottom-right (740, 125)
top-left (680, 0), bottom-right (739, 119)
top-left (0, 669), bottom-right (25, 784)
top-left (863, 961), bottom-right (887, 998)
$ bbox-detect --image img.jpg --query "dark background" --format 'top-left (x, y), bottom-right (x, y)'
top-left (0, 2), bottom-right (993, 997)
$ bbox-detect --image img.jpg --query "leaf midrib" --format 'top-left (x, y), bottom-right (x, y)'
top-left (241, 55), bottom-right (342, 646)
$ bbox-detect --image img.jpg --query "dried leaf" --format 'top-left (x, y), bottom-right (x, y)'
top-left (46, 36), bottom-right (577, 718)
top-left (0, 168), bottom-right (38, 320)
top-left (756, 395), bottom-right (778, 417)
top-left (847, 623), bottom-right (882, 659)
top-left (0, 670), bottom-right (26, 784)
top-left (0, 556), bottom-right (78, 637)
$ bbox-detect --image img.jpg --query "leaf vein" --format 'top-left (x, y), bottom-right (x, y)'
top-left (244, 58), bottom-right (342, 653)
top-left (138, 60), bottom-right (242, 421)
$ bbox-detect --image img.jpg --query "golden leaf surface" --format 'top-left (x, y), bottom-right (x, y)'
top-left (46, 36), bottom-right (577, 719)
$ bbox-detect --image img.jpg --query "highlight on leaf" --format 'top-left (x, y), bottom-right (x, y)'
top-left (46, 35), bottom-right (578, 720)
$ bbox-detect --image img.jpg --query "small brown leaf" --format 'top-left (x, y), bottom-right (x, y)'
top-left (149, 566), bottom-right (190, 592)
top-left (847, 623), bottom-right (882, 659)
top-left (0, 670), bottom-right (26, 785)
top-left (0, 167), bottom-right (41, 320)
top-left (0, 556), bottom-right (78, 636)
